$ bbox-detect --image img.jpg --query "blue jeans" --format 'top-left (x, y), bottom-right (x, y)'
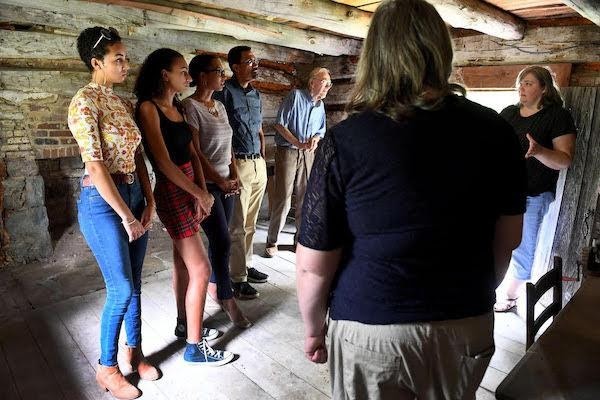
top-left (510, 191), bottom-right (554, 280)
top-left (77, 180), bottom-right (148, 366)
top-left (201, 183), bottom-right (234, 299)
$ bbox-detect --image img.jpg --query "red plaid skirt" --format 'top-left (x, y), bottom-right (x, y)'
top-left (154, 162), bottom-right (200, 239)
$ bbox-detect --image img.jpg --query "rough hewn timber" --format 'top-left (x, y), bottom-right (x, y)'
top-left (88, 0), bottom-right (362, 55)
top-left (453, 25), bottom-right (600, 66)
top-left (185, 0), bottom-right (525, 40)
top-left (0, 1), bottom-right (315, 64)
top-left (562, 0), bottom-right (600, 27)
top-left (0, 29), bottom-right (314, 70)
top-left (552, 87), bottom-right (600, 299)
top-left (427, 0), bottom-right (525, 40)
top-left (178, 0), bottom-right (372, 38)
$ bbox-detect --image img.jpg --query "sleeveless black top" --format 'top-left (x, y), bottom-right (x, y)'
top-left (141, 101), bottom-right (192, 167)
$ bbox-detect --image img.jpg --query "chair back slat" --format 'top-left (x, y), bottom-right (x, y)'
top-left (526, 256), bottom-right (563, 350)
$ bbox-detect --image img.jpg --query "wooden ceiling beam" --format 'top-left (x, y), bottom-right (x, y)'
top-left (88, 0), bottom-right (362, 55)
top-left (187, 0), bottom-right (525, 40)
top-left (561, 0), bottom-right (600, 27)
top-left (0, 0), bottom-right (360, 56)
top-left (186, 0), bottom-right (372, 38)
top-left (427, 0), bottom-right (525, 40)
top-left (453, 24), bottom-right (600, 66)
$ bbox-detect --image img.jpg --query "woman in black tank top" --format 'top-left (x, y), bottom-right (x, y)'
top-left (135, 48), bottom-right (234, 367)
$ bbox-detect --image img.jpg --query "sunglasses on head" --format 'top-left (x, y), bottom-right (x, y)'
top-left (92, 27), bottom-right (118, 49)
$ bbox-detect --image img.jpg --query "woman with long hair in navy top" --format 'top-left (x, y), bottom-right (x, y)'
top-left (135, 48), bottom-right (233, 366)
top-left (296, 0), bottom-right (527, 398)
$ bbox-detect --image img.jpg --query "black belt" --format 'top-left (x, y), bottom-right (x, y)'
top-left (235, 153), bottom-right (261, 160)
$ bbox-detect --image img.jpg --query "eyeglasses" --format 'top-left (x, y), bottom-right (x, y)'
top-left (320, 80), bottom-right (333, 88)
top-left (204, 68), bottom-right (227, 77)
top-left (240, 58), bottom-right (259, 66)
top-left (92, 27), bottom-right (117, 49)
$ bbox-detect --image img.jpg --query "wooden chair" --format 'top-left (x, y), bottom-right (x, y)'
top-left (526, 255), bottom-right (563, 349)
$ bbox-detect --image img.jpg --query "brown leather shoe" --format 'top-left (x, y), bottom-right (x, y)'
top-left (96, 364), bottom-right (141, 399)
top-left (121, 346), bottom-right (161, 381)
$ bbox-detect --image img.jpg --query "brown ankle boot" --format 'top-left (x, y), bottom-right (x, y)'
top-left (121, 346), bottom-right (161, 381)
top-left (96, 364), bottom-right (141, 399)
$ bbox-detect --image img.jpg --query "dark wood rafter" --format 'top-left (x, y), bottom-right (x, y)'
top-left (452, 63), bottom-right (572, 89)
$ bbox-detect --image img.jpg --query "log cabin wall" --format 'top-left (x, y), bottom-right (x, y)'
top-left (1, 0), bottom-right (599, 267)
top-left (0, 1), bottom-right (321, 264)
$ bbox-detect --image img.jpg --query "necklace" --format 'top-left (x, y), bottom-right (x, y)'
top-left (204, 101), bottom-right (219, 117)
top-left (193, 96), bottom-right (218, 117)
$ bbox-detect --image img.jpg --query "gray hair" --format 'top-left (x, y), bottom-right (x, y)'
top-left (308, 67), bottom-right (330, 85)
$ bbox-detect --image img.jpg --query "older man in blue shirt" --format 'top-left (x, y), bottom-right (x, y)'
top-left (264, 68), bottom-right (332, 257)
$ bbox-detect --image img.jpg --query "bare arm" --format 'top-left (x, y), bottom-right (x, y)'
top-left (296, 244), bottom-right (342, 363)
top-left (274, 123), bottom-right (307, 149)
top-left (189, 142), bottom-right (207, 191)
top-left (259, 127), bottom-right (266, 158)
top-left (229, 150), bottom-right (239, 181)
top-left (526, 133), bottom-right (575, 170)
top-left (188, 141), bottom-right (214, 218)
top-left (85, 161), bottom-right (146, 242)
top-left (137, 101), bottom-right (205, 198)
top-left (189, 125), bottom-right (227, 187)
top-left (493, 214), bottom-right (523, 287)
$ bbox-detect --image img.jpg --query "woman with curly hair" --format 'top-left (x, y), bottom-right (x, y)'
top-left (68, 26), bottom-right (159, 399)
top-left (135, 48), bottom-right (234, 366)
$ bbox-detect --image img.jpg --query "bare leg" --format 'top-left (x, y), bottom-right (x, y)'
top-left (221, 298), bottom-right (251, 328)
top-left (206, 282), bottom-right (251, 328)
top-left (173, 233), bottom-right (212, 343)
top-left (494, 276), bottom-right (525, 312)
top-left (504, 277), bottom-right (525, 300)
top-left (173, 245), bottom-right (189, 321)
top-left (207, 282), bottom-right (218, 302)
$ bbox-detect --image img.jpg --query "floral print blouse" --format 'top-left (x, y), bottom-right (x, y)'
top-left (68, 83), bottom-right (141, 174)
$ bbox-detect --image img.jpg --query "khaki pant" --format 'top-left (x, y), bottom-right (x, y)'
top-left (328, 313), bottom-right (494, 400)
top-left (229, 157), bottom-right (267, 282)
top-left (266, 147), bottom-right (315, 245)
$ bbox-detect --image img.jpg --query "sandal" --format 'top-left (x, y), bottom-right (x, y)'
top-left (494, 298), bottom-right (518, 312)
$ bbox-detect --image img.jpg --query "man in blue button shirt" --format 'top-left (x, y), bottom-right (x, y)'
top-left (264, 68), bottom-right (332, 258)
top-left (214, 46), bottom-right (269, 299)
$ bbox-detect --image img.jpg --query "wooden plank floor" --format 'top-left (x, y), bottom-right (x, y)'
top-left (0, 221), bottom-right (529, 399)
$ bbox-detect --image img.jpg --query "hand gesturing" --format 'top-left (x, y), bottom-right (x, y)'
top-left (525, 133), bottom-right (541, 158)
